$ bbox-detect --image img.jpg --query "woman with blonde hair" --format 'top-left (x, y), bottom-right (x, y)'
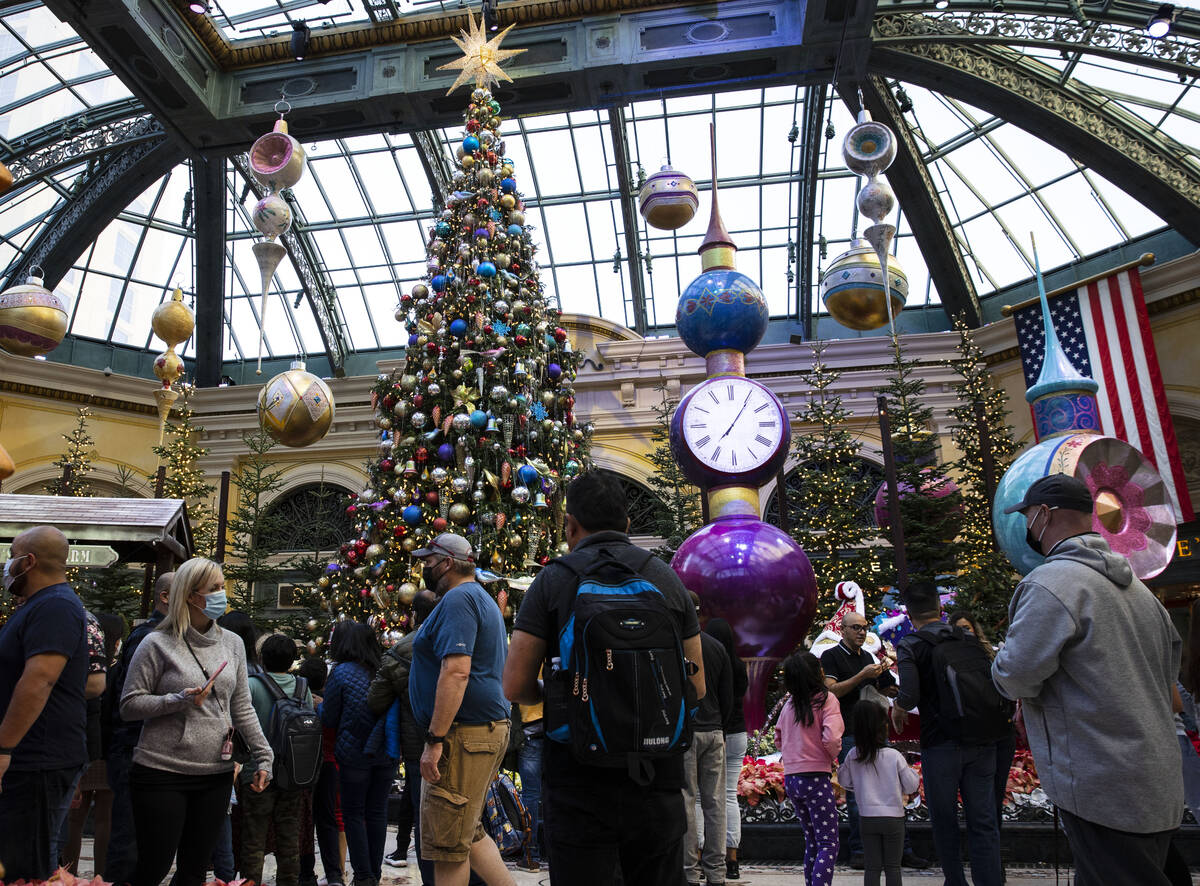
top-left (120, 557), bottom-right (273, 886)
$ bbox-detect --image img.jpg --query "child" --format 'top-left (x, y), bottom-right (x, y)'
top-left (838, 701), bottom-right (920, 886)
top-left (775, 652), bottom-right (844, 886)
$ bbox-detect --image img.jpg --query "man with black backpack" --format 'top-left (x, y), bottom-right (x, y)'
top-left (892, 582), bottom-right (1004, 886)
top-left (503, 471), bottom-right (706, 886)
top-left (242, 632), bottom-right (322, 886)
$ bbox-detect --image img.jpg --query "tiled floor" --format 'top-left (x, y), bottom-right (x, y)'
top-left (72, 834), bottom-right (1174, 884)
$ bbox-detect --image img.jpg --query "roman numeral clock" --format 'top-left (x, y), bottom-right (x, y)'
top-left (667, 129), bottom-right (817, 734)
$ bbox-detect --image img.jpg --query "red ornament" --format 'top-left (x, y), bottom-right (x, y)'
top-left (516, 445), bottom-right (527, 458)
top-left (360, 588), bottom-right (370, 597)
top-left (538, 555), bottom-right (550, 565)
top-left (484, 324), bottom-right (494, 334)
top-left (346, 505), bottom-right (357, 515)
top-left (425, 491), bottom-right (439, 505)
top-left (380, 459), bottom-right (394, 472)
top-left (416, 447), bottom-right (428, 462)
top-left (425, 341), bottom-right (438, 352)
top-left (413, 395), bottom-right (424, 408)
top-left (466, 119), bottom-right (480, 132)
top-left (514, 335), bottom-right (528, 346)
top-left (393, 526), bottom-right (406, 538)
top-left (432, 517), bottom-right (448, 532)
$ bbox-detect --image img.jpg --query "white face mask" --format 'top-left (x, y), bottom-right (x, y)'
top-left (3, 554), bottom-right (30, 594)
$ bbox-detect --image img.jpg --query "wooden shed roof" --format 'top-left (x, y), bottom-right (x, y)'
top-left (0, 495), bottom-right (193, 561)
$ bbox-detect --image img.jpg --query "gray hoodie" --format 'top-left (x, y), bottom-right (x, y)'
top-left (992, 533), bottom-right (1181, 833)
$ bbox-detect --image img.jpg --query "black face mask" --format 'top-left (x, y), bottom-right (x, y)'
top-left (422, 562), bottom-right (443, 593)
top-left (1025, 507), bottom-right (1054, 556)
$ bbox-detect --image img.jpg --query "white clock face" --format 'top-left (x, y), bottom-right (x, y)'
top-left (681, 377), bottom-right (784, 472)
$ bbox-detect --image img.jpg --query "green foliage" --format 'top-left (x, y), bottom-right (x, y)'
top-left (45, 407), bottom-right (95, 497)
top-left (75, 565), bottom-right (144, 622)
top-left (788, 339), bottom-right (886, 622)
top-left (879, 333), bottom-right (963, 590)
top-left (946, 316), bottom-right (1021, 637)
top-left (645, 380), bottom-right (702, 559)
top-left (151, 387), bottom-right (217, 557)
top-left (223, 429), bottom-right (292, 620)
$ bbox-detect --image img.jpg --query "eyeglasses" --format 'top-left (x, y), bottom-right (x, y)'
top-left (845, 625), bottom-right (868, 633)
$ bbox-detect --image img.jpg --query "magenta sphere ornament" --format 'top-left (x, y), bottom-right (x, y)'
top-left (672, 515), bottom-right (817, 732)
top-left (874, 469), bottom-right (960, 529)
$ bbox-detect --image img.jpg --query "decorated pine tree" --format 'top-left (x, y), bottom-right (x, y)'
top-left (646, 380), bottom-right (701, 558)
top-left (947, 316), bottom-right (1020, 635)
top-left (318, 20), bottom-right (591, 632)
top-left (788, 340), bottom-right (885, 620)
top-left (152, 385), bottom-right (217, 557)
top-left (878, 334), bottom-right (963, 590)
top-left (45, 406), bottom-right (95, 496)
top-left (223, 429), bottom-right (292, 620)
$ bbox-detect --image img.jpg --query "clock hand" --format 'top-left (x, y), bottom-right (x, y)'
top-left (719, 390), bottom-right (754, 440)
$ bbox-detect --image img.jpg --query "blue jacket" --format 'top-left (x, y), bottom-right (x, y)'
top-left (319, 661), bottom-right (391, 768)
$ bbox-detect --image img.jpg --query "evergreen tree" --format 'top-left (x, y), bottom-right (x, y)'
top-left (947, 316), bottom-right (1021, 636)
top-left (45, 406), bottom-right (95, 496)
top-left (645, 380), bottom-right (701, 559)
top-left (152, 385), bottom-right (217, 557)
top-left (224, 429), bottom-right (292, 620)
top-left (878, 334), bottom-right (963, 590)
top-left (77, 566), bottom-right (144, 623)
top-left (789, 340), bottom-right (885, 621)
top-left (320, 68), bottom-right (591, 631)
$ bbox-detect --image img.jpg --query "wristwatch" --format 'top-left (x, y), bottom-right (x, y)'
top-left (0, 745), bottom-right (15, 756)
top-left (424, 730), bottom-right (445, 745)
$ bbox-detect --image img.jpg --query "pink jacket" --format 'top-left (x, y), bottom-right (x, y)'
top-left (775, 691), bottom-right (844, 774)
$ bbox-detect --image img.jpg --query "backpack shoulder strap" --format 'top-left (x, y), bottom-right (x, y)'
top-left (252, 671), bottom-right (288, 702)
top-left (292, 675), bottom-right (309, 703)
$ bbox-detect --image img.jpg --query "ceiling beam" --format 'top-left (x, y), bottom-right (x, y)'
top-left (794, 83), bottom-right (827, 338)
top-left (608, 106), bottom-right (649, 336)
top-left (843, 76), bottom-right (982, 326)
top-left (228, 154), bottom-right (350, 377)
top-left (411, 129), bottom-right (453, 214)
top-left (1, 137), bottom-right (184, 291)
top-left (193, 155), bottom-right (225, 388)
top-left (870, 42), bottom-right (1200, 246)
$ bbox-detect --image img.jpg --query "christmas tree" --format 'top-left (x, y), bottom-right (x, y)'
top-left (789, 340), bottom-right (885, 621)
top-left (318, 20), bottom-right (590, 632)
top-left (45, 406), bottom-right (95, 496)
top-left (152, 384), bottom-right (217, 557)
top-left (223, 429), bottom-right (292, 620)
top-left (946, 316), bottom-right (1020, 635)
top-left (878, 334), bottom-right (963, 590)
top-left (646, 380), bottom-right (701, 559)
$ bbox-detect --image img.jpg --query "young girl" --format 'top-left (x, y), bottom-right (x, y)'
top-left (838, 701), bottom-right (920, 886)
top-left (776, 652), bottom-right (844, 886)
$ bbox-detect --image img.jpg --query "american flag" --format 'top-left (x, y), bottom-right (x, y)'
top-left (1013, 266), bottom-right (1194, 522)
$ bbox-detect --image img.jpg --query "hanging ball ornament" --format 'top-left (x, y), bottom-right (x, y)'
top-left (0, 269), bottom-right (69, 358)
top-left (249, 116), bottom-right (307, 192)
top-left (449, 503), bottom-right (471, 525)
top-left (675, 268), bottom-right (769, 357)
top-left (453, 413), bottom-right (473, 432)
top-left (257, 359), bottom-right (335, 448)
top-left (251, 192), bottom-right (292, 240)
top-left (398, 582), bottom-right (418, 605)
top-left (638, 163), bottom-right (699, 231)
top-left (512, 485), bottom-right (531, 505)
top-left (151, 285), bottom-right (196, 350)
top-left (820, 239), bottom-right (908, 332)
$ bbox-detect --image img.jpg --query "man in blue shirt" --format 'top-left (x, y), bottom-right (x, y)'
top-left (410, 533), bottom-right (513, 886)
top-left (0, 526), bottom-right (89, 880)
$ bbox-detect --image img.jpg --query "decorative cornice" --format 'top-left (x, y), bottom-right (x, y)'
top-left (175, 0), bottom-right (694, 71)
top-left (0, 379), bottom-right (157, 416)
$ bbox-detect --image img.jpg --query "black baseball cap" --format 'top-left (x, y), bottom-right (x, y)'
top-left (1002, 474), bottom-right (1094, 515)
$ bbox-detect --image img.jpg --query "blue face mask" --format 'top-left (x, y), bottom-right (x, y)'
top-left (192, 589), bottom-right (227, 621)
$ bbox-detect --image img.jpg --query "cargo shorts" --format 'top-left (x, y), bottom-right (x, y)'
top-left (420, 719), bottom-right (510, 862)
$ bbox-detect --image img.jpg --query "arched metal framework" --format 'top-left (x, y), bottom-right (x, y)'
top-left (5, 0), bottom-right (1199, 371)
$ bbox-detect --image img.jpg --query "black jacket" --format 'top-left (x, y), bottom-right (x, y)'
top-left (367, 632), bottom-right (423, 762)
top-left (695, 632), bottom-right (733, 734)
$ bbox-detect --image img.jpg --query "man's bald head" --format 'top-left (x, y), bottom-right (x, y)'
top-left (154, 571), bottom-right (175, 615)
top-left (840, 611), bottom-right (869, 651)
top-left (8, 525), bottom-right (69, 597)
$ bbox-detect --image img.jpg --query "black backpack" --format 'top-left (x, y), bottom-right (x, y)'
top-left (918, 625), bottom-right (1014, 746)
top-left (251, 673), bottom-right (323, 790)
top-left (544, 548), bottom-right (695, 783)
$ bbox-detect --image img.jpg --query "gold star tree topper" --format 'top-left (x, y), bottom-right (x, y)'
top-left (437, 14), bottom-right (526, 95)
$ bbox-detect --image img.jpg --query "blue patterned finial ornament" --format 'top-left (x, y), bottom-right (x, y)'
top-left (1025, 236), bottom-right (1101, 439)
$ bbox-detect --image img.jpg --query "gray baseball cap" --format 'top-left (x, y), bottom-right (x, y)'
top-left (411, 532), bottom-right (476, 562)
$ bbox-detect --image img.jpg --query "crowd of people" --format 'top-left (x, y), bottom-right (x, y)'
top-left (0, 471), bottom-right (1195, 886)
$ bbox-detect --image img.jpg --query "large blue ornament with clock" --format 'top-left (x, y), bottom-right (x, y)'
top-left (669, 374), bottom-right (790, 489)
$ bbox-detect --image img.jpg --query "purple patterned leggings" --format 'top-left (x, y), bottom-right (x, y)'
top-left (784, 772), bottom-right (840, 886)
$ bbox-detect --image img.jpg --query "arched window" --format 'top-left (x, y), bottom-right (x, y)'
top-left (259, 483), bottom-right (356, 553)
top-left (596, 470), bottom-right (670, 537)
top-left (764, 458), bottom-right (884, 533)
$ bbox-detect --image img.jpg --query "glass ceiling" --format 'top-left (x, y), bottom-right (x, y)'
top-left (0, 1), bottom-right (1194, 364)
